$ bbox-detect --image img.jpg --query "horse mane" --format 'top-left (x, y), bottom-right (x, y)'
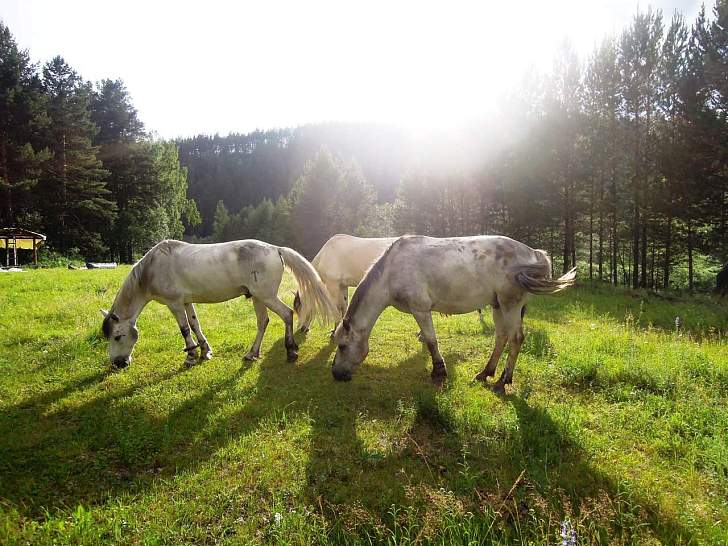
top-left (102, 244), bottom-right (160, 338)
top-left (344, 237), bottom-right (404, 320)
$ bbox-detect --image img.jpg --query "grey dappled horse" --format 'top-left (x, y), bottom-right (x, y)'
top-left (102, 240), bottom-right (336, 368)
top-left (331, 235), bottom-right (576, 393)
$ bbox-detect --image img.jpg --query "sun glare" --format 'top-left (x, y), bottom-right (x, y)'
top-left (2, 0), bottom-right (702, 136)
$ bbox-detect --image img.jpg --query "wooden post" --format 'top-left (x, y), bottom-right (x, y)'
top-left (13, 237), bottom-right (17, 267)
top-left (33, 238), bottom-right (38, 266)
top-left (5, 238), bottom-right (8, 267)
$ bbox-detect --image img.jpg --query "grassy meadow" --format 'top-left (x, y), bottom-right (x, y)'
top-left (1, 267), bottom-right (727, 545)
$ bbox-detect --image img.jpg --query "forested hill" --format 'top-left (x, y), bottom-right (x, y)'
top-left (178, 121), bottom-right (512, 238)
top-left (1, 1), bottom-right (726, 291)
top-left (177, 124), bottom-right (414, 236)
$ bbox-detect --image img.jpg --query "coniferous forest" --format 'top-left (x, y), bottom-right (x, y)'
top-left (1, 2), bottom-right (726, 290)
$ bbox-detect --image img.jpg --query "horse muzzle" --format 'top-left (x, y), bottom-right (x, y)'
top-left (112, 356), bottom-right (131, 369)
top-left (332, 366), bottom-right (352, 382)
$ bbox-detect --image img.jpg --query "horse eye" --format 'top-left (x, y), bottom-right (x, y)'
top-left (338, 344), bottom-right (346, 352)
top-left (114, 335), bottom-right (122, 342)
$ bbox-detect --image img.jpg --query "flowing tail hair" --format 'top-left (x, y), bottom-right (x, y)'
top-left (512, 249), bottom-right (576, 294)
top-left (277, 247), bottom-right (338, 327)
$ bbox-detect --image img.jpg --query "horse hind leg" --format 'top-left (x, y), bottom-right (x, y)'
top-left (185, 303), bottom-right (212, 361)
top-left (244, 297), bottom-right (270, 361)
top-left (261, 296), bottom-right (298, 362)
top-left (491, 303), bottom-right (526, 395)
top-left (475, 305), bottom-right (507, 382)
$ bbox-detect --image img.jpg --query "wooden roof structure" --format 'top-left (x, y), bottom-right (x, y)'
top-left (1, 227), bottom-right (46, 267)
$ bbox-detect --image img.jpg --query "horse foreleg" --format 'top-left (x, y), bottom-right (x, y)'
top-left (185, 303), bottom-right (212, 361)
top-left (339, 284), bottom-right (349, 319)
top-left (492, 303), bottom-right (526, 395)
top-left (167, 302), bottom-right (199, 367)
top-left (412, 311), bottom-right (446, 386)
top-left (244, 297), bottom-right (270, 361)
top-left (475, 306), bottom-right (507, 382)
top-left (263, 296), bottom-right (298, 362)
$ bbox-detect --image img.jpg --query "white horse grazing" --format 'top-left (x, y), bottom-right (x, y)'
top-left (293, 234), bottom-right (396, 331)
top-left (101, 239), bottom-right (337, 368)
top-left (331, 235), bottom-right (576, 393)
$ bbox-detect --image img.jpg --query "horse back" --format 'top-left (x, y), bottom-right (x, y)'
top-left (145, 240), bottom-right (283, 303)
top-left (315, 234), bottom-right (396, 286)
top-left (384, 235), bottom-right (542, 310)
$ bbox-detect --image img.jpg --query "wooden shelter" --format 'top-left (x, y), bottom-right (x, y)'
top-left (0, 227), bottom-right (46, 267)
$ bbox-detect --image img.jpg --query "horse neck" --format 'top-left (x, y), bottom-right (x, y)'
top-left (349, 272), bottom-right (390, 336)
top-left (112, 269), bottom-right (149, 322)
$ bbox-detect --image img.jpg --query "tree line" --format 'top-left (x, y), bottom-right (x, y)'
top-left (0, 22), bottom-right (199, 262)
top-left (200, 3), bottom-right (727, 290)
top-left (2, 3), bottom-right (726, 290)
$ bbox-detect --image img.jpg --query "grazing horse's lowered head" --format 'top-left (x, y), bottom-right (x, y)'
top-left (331, 317), bottom-right (369, 381)
top-left (101, 309), bottom-right (139, 368)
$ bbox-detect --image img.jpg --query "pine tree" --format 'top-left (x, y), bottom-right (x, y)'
top-left (0, 21), bottom-right (48, 227)
top-left (40, 56), bottom-right (113, 257)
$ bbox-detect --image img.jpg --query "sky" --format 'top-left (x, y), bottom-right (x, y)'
top-left (1, 0), bottom-right (704, 139)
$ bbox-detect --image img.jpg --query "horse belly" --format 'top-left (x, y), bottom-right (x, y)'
top-left (428, 272), bottom-right (494, 314)
top-left (431, 294), bottom-right (488, 315)
top-left (177, 265), bottom-right (250, 303)
top-left (184, 285), bottom-right (247, 304)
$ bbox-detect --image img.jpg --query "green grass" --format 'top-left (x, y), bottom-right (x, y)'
top-left (1, 268), bottom-right (727, 545)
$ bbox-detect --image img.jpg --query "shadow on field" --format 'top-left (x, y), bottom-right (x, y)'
top-left (500, 395), bottom-right (692, 543)
top-left (0, 331), bottom-right (693, 543)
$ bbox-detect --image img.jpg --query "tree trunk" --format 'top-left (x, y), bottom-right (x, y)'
top-left (611, 170), bottom-right (618, 285)
top-left (640, 218), bottom-right (648, 288)
top-left (0, 135), bottom-right (11, 226)
top-left (687, 219), bottom-right (694, 292)
top-left (59, 131), bottom-right (68, 253)
top-left (664, 213), bottom-right (672, 290)
top-left (598, 170), bottom-right (604, 281)
top-left (632, 201), bottom-right (640, 288)
top-left (589, 176), bottom-right (594, 281)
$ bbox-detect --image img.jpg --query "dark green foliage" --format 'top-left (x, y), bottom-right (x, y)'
top-left (0, 21), bottom-right (198, 262)
top-left (289, 148), bottom-right (376, 257)
top-left (1, 2), bottom-right (726, 283)
top-left (0, 21), bottom-right (48, 228)
top-left (39, 56), bottom-right (113, 257)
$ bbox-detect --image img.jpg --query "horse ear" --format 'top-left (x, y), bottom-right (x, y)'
top-left (101, 309), bottom-right (119, 321)
top-left (342, 317), bottom-right (350, 331)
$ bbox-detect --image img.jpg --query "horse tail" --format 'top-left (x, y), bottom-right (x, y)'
top-left (277, 247), bottom-right (338, 327)
top-left (512, 250), bottom-right (576, 294)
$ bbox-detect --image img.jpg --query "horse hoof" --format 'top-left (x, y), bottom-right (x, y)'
top-left (287, 351), bottom-right (298, 363)
top-left (243, 352), bottom-right (258, 362)
top-left (199, 351), bottom-right (213, 361)
top-left (491, 383), bottom-right (506, 395)
top-left (184, 358), bottom-right (197, 368)
top-left (474, 370), bottom-right (492, 382)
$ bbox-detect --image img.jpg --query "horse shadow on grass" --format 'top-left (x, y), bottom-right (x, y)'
top-left (0, 332), bottom-right (696, 543)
